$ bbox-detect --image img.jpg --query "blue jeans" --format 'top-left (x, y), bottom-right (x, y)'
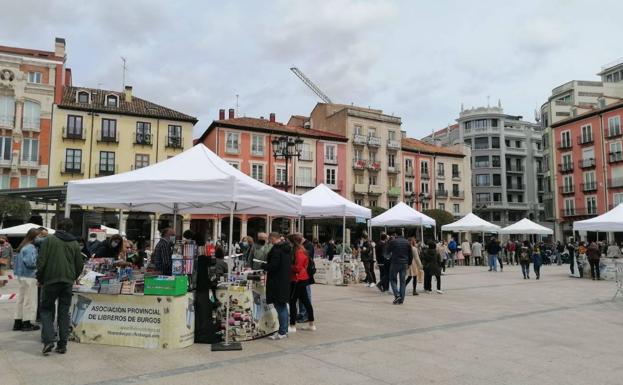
top-left (298, 285), bottom-right (312, 319)
top-left (521, 262), bottom-right (530, 277)
top-left (389, 263), bottom-right (407, 299)
top-left (273, 302), bottom-right (289, 336)
top-left (488, 254), bottom-right (497, 271)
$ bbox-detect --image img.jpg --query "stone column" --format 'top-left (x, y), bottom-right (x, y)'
top-left (313, 224), bottom-right (319, 241)
top-left (150, 214), bottom-right (158, 247)
top-left (212, 218), bottom-right (219, 242)
top-left (118, 211), bottom-right (128, 237)
top-left (289, 218), bottom-right (295, 234)
top-left (346, 228), bottom-right (351, 245)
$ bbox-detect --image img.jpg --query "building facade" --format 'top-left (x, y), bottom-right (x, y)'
top-left (423, 104), bottom-right (545, 227)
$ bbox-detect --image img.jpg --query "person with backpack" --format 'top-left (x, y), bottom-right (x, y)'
top-left (519, 241), bottom-right (531, 279)
top-left (447, 237), bottom-right (457, 268)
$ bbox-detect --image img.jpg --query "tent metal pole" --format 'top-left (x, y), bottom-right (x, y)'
top-left (64, 201), bottom-right (70, 219)
top-left (172, 203), bottom-right (179, 237)
top-left (341, 215), bottom-right (346, 259)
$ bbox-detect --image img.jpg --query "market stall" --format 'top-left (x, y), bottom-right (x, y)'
top-left (441, 212), bottom-right (500, 241)
top-left (498, 218), bottom-right (553, 236)
top-left (0, 223), bottom-right (55, 236)
top-left (370, 202), bottom-right (436, 240)
top-left (66, 144), bottom-right (301, 349)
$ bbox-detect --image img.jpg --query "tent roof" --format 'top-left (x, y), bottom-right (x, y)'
top-left (573, 203), bottom-right (623, 231)
top-left (66, 144), bottom-right (301, 216)
top-left (441, 213), bottom-right (500, 232)
top-left (301, 184), bottom-right (371, 218)
top-left (499, 218), bottom-right (553, 235)
top-left (370, 202), bottom-right (436, 227)
top-left (0, 223), bottom-right (55, 236)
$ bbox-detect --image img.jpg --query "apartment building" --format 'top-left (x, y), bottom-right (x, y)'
top-left (423, 103), bottom-right (545, 226)
top-left (552, 99), bottom-right (623, 238)
top-left (308, 103), bottom-right (403, 208)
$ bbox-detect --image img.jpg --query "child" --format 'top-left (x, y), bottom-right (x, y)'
top-left (532, 246), bottom-right (543, 280)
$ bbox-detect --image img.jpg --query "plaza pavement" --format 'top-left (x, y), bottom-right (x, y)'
top-left (1, 264), bottom-right (622, 385)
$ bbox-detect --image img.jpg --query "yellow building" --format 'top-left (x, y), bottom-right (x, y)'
top-left (50, 85), bottom-right (196, 185)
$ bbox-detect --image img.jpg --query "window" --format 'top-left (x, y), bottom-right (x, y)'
top-left (369, 151), bottom-right (377, 163)
top-left (421, 161), bottom-right (429, 175)
top-left (438, 203), bottom-right (445, 211)
top-left (251, 135), bottom-right (264, 156)
top-left (389, 177), bottom-right (397, 188)
top-left (167, 125), bottom-right (182, 147)
top-left (27, 72), bottom-right (42, 84)
top-left (474, 137), bottom-right (489, 150)
top-left (476, 174), bottom-right (490, 186)
top-left (476, 193), bottom-right (490, 203)
top-left (581, 124), bottom-right (593, 142)
top-left (21, 138), bottom-right (39, 163)
top-left (583, 148), bottom-right (594, 161)
top-left (584, 171), bottom-right (596, 189)
top-left (562, 153), bottom-right (572, 168)
top-left (437, 162), bottom-right (445, 177)
top-left (77, 91), bottom-right (90, 104)
top-left (388, 154), bottom-right (396, 167)
top-left (368, 127), bottom-right (377, 138)
top-left (106, 95), bottom-right (118, 107)
top-left (453, 204), bottom-right (460, 214)
top-left (136, 122), bottom-right (152, 144)
top-left (225, 132), bottom-right (240, 153)
top-left (227, 161), bottom-right (240, 169)
top-left (610, 141), bottom-right (622, 157)
top-left (389, 200), bottom-right (397, 208)
top-left (67, 115), bottom-right (83, 136)
top-left (354, 125), bottom-right (363, 136)
top-left (405, 158), bottom-right (413, 171)
top-left (608, 116), bottom-right (621, 136)
top-left (355, 174), bottom-right (364, 184)
top-left (101, 119), bottom-right (117, 140)
top-left (475, 156), bottom-right (489, 168)
top-left (325, 167), bottom-right (337, 186)
top-left (354, 199), bottom-right (364, 206)
top-left (325, 144), bottom-right (337, 162)
top-left (452, 164), bottom-right (459, 178)
top-left (464, 119), bottom-right (489, 129)
top-left (405, 180), bottom-right (413, 193)
top-left (492, 155), bottom-right (500, 167)
top-left (276, 167), bottom-right (287, 184)
top-left (23, 101), bottom-right (40, 130)
top-left (421, 182), bottom-right (429, 194)
top-left (300, 143), bottom-right (312, 160)
top-left (65, 149), bottom-right (82, 172)
top-left (251, 164), bottom-right (264, 182)
top-left (614, 193), bottom-right (623, 205)
top-left (437, 182), bottom-right (445, 191)
top-left (492, 174), bottom-right (501, 186)
top-left (464, 138), bottom-right (472, 147)
top-left (99, 151), bottom-right (115, 175)
top-left (515, 140), bottom-right (522, 148)
top-left (452, 183), bottom-right (459, 194)
top-left (0, 95), bottom-right (15, 126)
top-left (20, 175), bottom-right (37, 188)
top-left (492, 212), bottom-right (501, 222)
top-left (297, 167), bottom-right (312, 186)
top-left (388, 131), bottom-right (396, 140)
top-left (369, 199), bottom-right (377, 207)
top-left (563, 175), bottom-right (573, 192)
top-left (493, 193), bottom-right (502, 202)
top-left (586, 196), bottom-right (597, 215)
top-left (135, 154), bottom-right (149, 169)
top-left (491, 137), bottom-right (500, 149)
top-left (561, 131), bottom-right (571, 147)
top-left (0, 137), bottom-right (10, 161)
top-left (369, 175), bottom-right (377, 185)
top-left (353, 149), bottom-right (363, 161)
top-left (422, 201), bottom-right (429, 210)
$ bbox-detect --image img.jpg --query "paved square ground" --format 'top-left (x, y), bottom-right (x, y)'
top-left (1, 265), bottom-right (622, 385)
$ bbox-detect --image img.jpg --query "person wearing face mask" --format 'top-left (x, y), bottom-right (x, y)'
top-left (86, 233), bottom-right (102, 255)
top-left (251, 232), bottom-right (272, 270)
top-left (93, 234), bottom-right (124, 260)
top-left (152, 228), bottom-right (175, 275)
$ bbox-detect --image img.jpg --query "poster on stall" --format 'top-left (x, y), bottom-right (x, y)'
top-left (70, 293), bottom-right (194, 349)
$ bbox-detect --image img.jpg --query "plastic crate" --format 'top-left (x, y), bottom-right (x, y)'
top-left (144, 275), bottom-right (188, 296)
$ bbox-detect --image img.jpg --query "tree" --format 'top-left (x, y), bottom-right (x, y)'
top-left (423, 209), bottom-right (455, 239)
top-left (0, 197), bottom-right (31, 227)
top-left (369, 206), bottom-right (387, 218)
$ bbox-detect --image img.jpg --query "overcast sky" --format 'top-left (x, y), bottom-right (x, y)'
top-left (2, 0), bottom-right (622, 138)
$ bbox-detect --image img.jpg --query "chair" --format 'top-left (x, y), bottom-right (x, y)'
top-left (613, 261), bottom-right (623, 301)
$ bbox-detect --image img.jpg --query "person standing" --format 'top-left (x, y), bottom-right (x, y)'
top-left (577, 241), bottom-right (587, 278)
top-left (325, 239), bottom-right (336, 261)
top-left (461, 238), bottom-right (471, 266)
top-left (13, 228), bottom-right (41, 332)
top-left (405, 238), bottom-right (423, 296)
top-left (519, 241), bottom-right (531, 279)
top-left (422, 240), bottom-right (442, 294)
top-left (532, 245), bottom-right (543, 279)
top-left (297, 236), bottom-right (316, 323)
top-left (447, 237), bottom-right (457, 268)
top-left (93, 234), bottom-right (124, 260)
top-left (471, 239), bottom-right (482, 266)
top-left (555, 241), bottom-right (564, 266)
top-left (287, 233), bottom-right (315, 332)
top-left (387, 233), bottom-right (412, 304)
top-left (587, 241), bottom-right (601, 280)
top-left (486, 238), bottom-right (501, 272)
top-left (506, 240), bottom-right (516, 265)
top-left (36, 218), bottom-right (84, 355)
top-left (375, 233), bottom-right (389, 293)
top-left (251, 233), bottom-right (272, 270)
top-left (360, 234), bottom-right (376, 287)
top-left (152, 228), bottom-right (175, 275)
top-left (265, 233), bottom-right (292, 340)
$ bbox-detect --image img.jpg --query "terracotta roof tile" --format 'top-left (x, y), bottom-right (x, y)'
top-left (58, 86), bottom-right (197, 123)
top-left (402, 137), bottom-right (464, 157)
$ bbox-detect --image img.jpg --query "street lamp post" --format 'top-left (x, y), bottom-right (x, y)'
top-left (413, 192), bottom-right (430, 211)
top-left (271, 135), bottom-right (303, 193)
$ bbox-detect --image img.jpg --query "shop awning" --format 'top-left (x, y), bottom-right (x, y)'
top-left (370, 202), bottom-right (435, 227)
top-left (573, 203), bottom-right (623, 232)
top-left (498, 218), bottom-right (553, 235)
top-left (301, 184), bottom-right (371, 218)
top-left (441, 213), bottom-right (500, 233)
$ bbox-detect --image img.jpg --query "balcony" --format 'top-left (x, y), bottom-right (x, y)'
top-left (581, 182), bottom-right (597, 192)
top-left (474, 162), bottom-right (490, 168)
top-left (251, 149), bottom-right (265, 157)
top-left (296, 179), bottom-right (315, 188)
top-left (272, 181), bottom-right (292, 190)
top-left (22, 119), bottom-right (40, 132)
top-left (558, 163), bottom-right (574, 173)
top-left (62, 126), bottom-right (86, 141)
top-left (452, 172), bottom-right (461, 180)
top-left (577, 135), bottom-right (593, 145)
top-left (299, 151), bottom-right (313, 161)
top-left (578, 158), bottom-right (596, 169)
top-left (97, 130), bottom-right (119, 144)
top-left (387, 164), bottom-right (400, 174)
top-left (608, 178), bottom-right (623, 189)
top-left (368, 184), bottom-right (383, 195)
top-left (20, 157), bottom-right (41, 169)
top-left (450, 190), bottom-right (465, 199)
top-left (560, 207), bottom-right (596, 218)
top-left (559, 185), bottom-right (575, 195)
top-left (354, 184), bottom-right (368, 194)
top-left (134, 133), bottom-right (153, 146)
top-left (0, 115), bottom-right (14, 129)
top-left (435, 189), bottom-right (448, 198)
top-left (421, 171), bottom-right (430, 179)
top-left (367, 161), bottom-right (381, 172)
top-left (505, 146), bottom-right (527, 155)
top-left (353, 134), bottom-right (367, 146)
top-left (609, 151), bottom-right (623, 163)
top-left (96, 164), bottom-right (118, 177)
top-left (388, 186), bottom-right (401, 197)
top-left (557, 140), bottom-right (572, 150)
top-left (353, 159), bottom-right (367, 170)
top-left (605, 128), bottom-right (622, 139)
top-left (507, 183), bottom-right (525, 191)
top-left (506, 165), bottom-right (524, 173)
top-left (387, 139), bottom-right (401, 150)
top-left (404, 190), bottom-right (414, 197)
top-left (166, 136), bottom-right (183, 149)
top-left (507, 202), bottom-right (529, 208)
top-left (324, 156), bottom-right (338, 165)
top-left (404, 167), bottom-right (414, 177)
top-left (367, 136), bottom-right (381, 147)
top-left (437, 170), bottom-right (445, 178)
top-left (60, 161), bottom-right (84, 175)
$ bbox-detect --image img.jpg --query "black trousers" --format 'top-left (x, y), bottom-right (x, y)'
top-left (40, 282), bottom-right (72, 347)
top-left (424, 270), bottom-right (441, 291)
top-left (289, 281), bottom-right (314, 325)
top-left (589, 259), bottom-right (600, 279)
top-left (363, 260), bottom-right (377, 284)
top-left (405, 275), bottom-right (418, 290)
top-left (378, 263), bottom-right (390, 291)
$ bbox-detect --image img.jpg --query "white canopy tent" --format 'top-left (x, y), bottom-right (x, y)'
top-left (370, 202), bottom-right (436, 240)
top-left (0, 223), bottom-right (55, 236)
top-left (499, 218), bottom-right (553, 235)
top-left (441, 213), bottom-right (500, 233)
top-left (100, 225), bottom-right (119, 236)
top-left (301, 183), bottom-right (371, 257)
top-left (573, 203), bottom-right (623, 232)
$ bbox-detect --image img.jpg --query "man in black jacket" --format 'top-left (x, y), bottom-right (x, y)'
top-left (387, 233), bottom-right (412, 304)
top-left (264, 233), bottom-right (292, 339)
top-left (375, 233), bottom-right (389, 292)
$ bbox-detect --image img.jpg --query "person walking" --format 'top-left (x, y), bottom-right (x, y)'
top-left (265, 233), bottom-right (292, 340)
top-left (506, 240), bottom-right (517, 265)
top-left (325, 239), bottom-right (336, 261)
top-left (587, 241), bottom-right (601, 280)
top-left (519, 241), bottom-right (531, 279)
top-left (577, 241), bottom-right (587, 278)
top-left (472, 239), bottom-right (482, 266)
top-left (387, 233), bottom-right (412, 304)
top-left (447, 237), bottom-right (457, 268)
top-left (375, 233), bottom-right (389, 293)
top-left (360, 234), bottom-right (376, 287)
top-left (555, 241), bottom-right (564, 266)
top-left (13, 228), bottom-right (41, 332)
top-left (36, 218), bottom-right (84, 355)
top-left (461, 239), bottom-right (471, 266)
top-left (422, 240), bottom-right (442, 294)
top-left (486, 238), bottom-right (501, 272)
top-left (287, 234), bottom-right (315, 332)
top-left (532, 245), bottom-right (543, 279)
top-left (405, 238), bottom-right (423, 296)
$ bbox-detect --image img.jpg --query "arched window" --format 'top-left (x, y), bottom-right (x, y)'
top-left (23, 100), bottom-right (41, 130)
top-left (0, 95), bottom-right (15, 127)
top-left (106, 94), bottom-right (118, 107)
top-left (77, 91), bottom-right (90, 104)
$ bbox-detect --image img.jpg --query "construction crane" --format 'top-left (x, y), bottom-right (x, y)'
top-left (290, 67), bottom-right (333, 104)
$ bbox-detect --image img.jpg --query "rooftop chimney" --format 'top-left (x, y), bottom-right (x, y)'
top-left (219, 109), bottom-right (225, 120)
top-left (54, 37), bottom-right (66, 58)
top-left (269, 113), bottom-right (276, 122)
top-left (228, 108), bottom-right (235, 119)
top-left (124, 85), bottom-right (133, 102)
